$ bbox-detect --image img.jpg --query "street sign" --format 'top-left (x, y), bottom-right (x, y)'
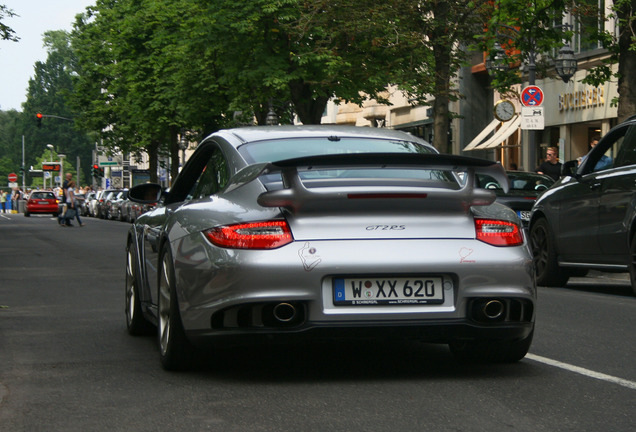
top-left (8, 173), bottom-right (17, 182)
top-left (98, 155), bottom-right (122, 167)
top-left (521, 85), bottom-right (544, 107)
top-left (521, 106), bottom-right (545, 130)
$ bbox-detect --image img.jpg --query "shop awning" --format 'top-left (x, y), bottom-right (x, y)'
top-left (465, 116), bottom-right (521, 151)
top-left (477, 115), bottom-right (521, 149)
top-left (463, 119), bottom-right (500, 151)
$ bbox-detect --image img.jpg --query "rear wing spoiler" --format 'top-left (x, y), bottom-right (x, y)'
top-left (225, 153), bottom-right (509, 212)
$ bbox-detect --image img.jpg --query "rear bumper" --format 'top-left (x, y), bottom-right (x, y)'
top-left (187, 319), bottom-right (534, 347)
top-left (26, 205), bottom-right (59, 213)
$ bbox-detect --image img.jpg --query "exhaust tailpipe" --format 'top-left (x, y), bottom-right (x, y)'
top-left (482, 300), bottom-right (505, 320)
top-left (272, 302), bottom-right (297, 322)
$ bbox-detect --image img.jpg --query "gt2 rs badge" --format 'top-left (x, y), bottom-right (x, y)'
top-left (299, 242), bottom-right (322, 271)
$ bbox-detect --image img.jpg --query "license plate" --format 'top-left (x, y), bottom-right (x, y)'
top-left (334, 277), bottom-right (444, 305)
top-left (517, 210), bottom-right (531, 221)
top-left (38, 201), bottom-right (49, 205)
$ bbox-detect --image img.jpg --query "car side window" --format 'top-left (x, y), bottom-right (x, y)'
top-left (190, 147), bottom-right (230, 200)
top-left (583, 125), bottom-right (632, 173)
top-left (611, 125), bottom-right (636, 169)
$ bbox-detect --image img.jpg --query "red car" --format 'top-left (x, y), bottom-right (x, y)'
top-left (25, 190), bottom-right (59, 217)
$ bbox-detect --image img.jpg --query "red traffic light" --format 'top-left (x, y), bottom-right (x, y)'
top-left (93, 164), bottom-right (99, 169)
top-left (36, 113), bottom-right (43, 119)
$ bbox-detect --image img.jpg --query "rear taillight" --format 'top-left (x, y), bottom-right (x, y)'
top-left (475, 219), bottom-right (523, 247)
top-left (204, 220), bottom-right (293, 249)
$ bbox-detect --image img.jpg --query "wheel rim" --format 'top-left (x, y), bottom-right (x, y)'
top-left (531, 224), bottom-right (549, 276)
top-left (125, 247), bottom-right (135, 326)
top-left (158, 254), bottom-right (172, 356)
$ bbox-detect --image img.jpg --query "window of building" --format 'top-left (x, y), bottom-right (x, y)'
top-left (571, 0), bottom-right (605, 54)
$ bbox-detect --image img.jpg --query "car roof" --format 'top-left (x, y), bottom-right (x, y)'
top-left (208, 125), bottom-right (433, 149)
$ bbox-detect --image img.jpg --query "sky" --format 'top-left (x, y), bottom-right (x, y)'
top-left (0, 1), bottom-right (95, 112)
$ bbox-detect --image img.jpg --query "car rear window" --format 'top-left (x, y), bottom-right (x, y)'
top-left (31, 192), bottom-right (55, 199)
top-left (238, 137), bottom-right (435, 163)
top-left (238, 137), bottom-right (457, 189)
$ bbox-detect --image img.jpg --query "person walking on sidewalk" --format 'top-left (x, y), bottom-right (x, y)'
top-left (0, 190), bottom-right (7, 213)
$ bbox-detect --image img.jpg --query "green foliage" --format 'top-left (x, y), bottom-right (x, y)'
top-left (477, 0), bottom-right (572, 93)
top-left (20, 30), bottom-right (93, 186)
top-left (0, 4), bottom-right (18, 41)
top-left (8, 0), bottom-right (635, 169)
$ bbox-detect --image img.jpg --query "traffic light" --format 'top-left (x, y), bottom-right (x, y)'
top-left (99, 167), bottom-right (104, 177)
top-left (92, 164), bottom-right (99, 178)
top-left (36, 112), bottom-right (43, 127)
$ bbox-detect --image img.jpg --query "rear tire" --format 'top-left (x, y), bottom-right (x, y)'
top-left (158, 246), bottom-right (196, 371)
top-left (449, 329), bottom-right (534, 363)
top-left (530, 218), bottom-right (569, 287)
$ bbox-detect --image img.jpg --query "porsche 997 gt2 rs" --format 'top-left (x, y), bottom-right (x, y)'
top-left (125, 126), bottom-right (535, 370)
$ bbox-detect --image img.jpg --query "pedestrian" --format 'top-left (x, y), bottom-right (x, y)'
top-left (12, 189), bottom-right (22, 213)
top-left (62, 180), bottom-right (84, 227)
top-left (0, 190), bottom-right (7, 213)
top-left (536, 146), bottom-right (562, 181)
top-left (58, 173), bottom-right (73, 226)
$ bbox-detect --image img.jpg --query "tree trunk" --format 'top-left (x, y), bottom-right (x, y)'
top-left (170, 126), bottom-right (180, 184)
top-left (617, 0), bottom-right (636, 123)
top-left (289, 79), bottom-right (329, 125)
top-left (148, 141), bottom-right (159, 184)
top-left (430, 1), bottom-right (452, 154)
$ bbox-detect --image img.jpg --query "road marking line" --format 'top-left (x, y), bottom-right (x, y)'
top-left (527, 353), bottom-right (636, 390)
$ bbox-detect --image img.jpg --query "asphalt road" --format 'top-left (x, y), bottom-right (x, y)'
top-left (1, 212), bottom-right (635, 431)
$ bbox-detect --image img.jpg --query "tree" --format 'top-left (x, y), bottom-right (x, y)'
top-left (481, 0), bottom-right (636, 123)
top-left (0, 110), bottom-right (22, 174)
top-left (21, 30), bottom-right (92, 185)
top-left (0, 4), bottom-right (18, 42)
top-left (201, 0), bottom-right (397, 125)
top-left (69, 0), bottom-right (406, 183)
top-left (384, 1), bottom-right (474, 152)
top-left (71, 0), bottom-right (230, 182)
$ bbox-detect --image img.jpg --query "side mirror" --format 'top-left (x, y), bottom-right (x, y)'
top-left (561, 160), bottom-right (579, 178)
top-left (128, 183), bottom-right (163, 204)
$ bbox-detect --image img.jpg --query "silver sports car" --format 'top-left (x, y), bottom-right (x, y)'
top-left (125, 126), bottom-right (535, 370)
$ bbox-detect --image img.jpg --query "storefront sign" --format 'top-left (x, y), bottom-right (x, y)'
top-left (558, 86), bottom-right (605, 111)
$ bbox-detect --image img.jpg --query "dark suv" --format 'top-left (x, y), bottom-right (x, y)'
top-left (529, 115), bottom-right (636, 294)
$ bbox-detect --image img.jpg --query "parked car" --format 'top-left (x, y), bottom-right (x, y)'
top-left (530, 115), bottom-right (636, 294)
top-left (96, 189), bottom-right (119, 219)
top-left (106, 190), bottom-right (128, 220)
top-left (25, 190), bottom-right (59, 217)
top-left (477, 171), bottom-right (554, 226)
top-left (121, 195), bottom-right (145, 223)
top-left (82, 191), bottom-right (97, 216)
top-left (125, 126), bottom-right (535, 370)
